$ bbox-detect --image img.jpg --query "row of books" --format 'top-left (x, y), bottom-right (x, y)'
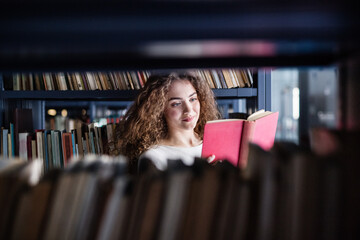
top-left (4, 71), bottom-right (151, 91)
top-left (1, 120), bottom-right (118, 173)
top-left (1, 133), bottom-right (360, 240)
top-left (194, 68), bottom-right (253, 89)
top-left (2, 69), bottom-right (253, 91)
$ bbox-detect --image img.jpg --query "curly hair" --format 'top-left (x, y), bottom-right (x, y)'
top-left (115, 71), bottom-right (221, 166)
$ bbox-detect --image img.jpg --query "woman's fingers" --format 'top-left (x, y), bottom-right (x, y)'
top-left (207, 154), bottom-right (216, 163)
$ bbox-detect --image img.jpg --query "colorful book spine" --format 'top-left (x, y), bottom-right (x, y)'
top-left (10, 123), bottom-right (15, 157)
top-left (2, 129), bottom-right (8, 158)
top-left (71, 130), bottom-right (76, 157)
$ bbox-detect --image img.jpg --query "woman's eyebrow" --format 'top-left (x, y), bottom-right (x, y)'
top-left (189, 92), bottom-right (197, 97)
top-left (169, 97), bottom-right (182, 101)
top-left (168, 92), bottom-right (197, 101)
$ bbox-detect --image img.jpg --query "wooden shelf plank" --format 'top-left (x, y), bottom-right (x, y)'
top-left (0, 88), bottom-right (257, 100)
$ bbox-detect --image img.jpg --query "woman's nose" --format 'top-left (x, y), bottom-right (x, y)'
top-left (183, 101), bottom-right (191, 113)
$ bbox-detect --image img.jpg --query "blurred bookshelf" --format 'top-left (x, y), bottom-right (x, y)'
top-left (0, 0), bottom-right (360, 239)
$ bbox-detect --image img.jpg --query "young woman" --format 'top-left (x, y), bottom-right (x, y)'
top-left (115, 72), bottom-right (221, 172)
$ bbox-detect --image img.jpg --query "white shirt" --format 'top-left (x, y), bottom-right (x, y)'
top-left (139, 144), bottom-right (203, 171)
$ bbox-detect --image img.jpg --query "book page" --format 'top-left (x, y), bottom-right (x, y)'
top-left (247, 109), bottom-right (273, 121)
top-left (206, 119), bottom-right (244, 124)
top-left (246, 109), bottom-right (265, 121)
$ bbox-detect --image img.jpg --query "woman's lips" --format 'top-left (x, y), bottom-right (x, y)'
top-left (182, 116), bottom-right (194, 122)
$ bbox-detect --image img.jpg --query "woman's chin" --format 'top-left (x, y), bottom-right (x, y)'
top-left (182, 122), bottom-right (197, 130)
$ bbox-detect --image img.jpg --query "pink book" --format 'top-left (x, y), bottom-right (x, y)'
top-left (201, 110), bottom-right (279, 168)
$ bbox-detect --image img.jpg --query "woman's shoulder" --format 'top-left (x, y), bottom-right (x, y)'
top-left (139, 145), bottom-right (183, 162)
top-left (140, 145), bottom-right (167, 158)
top-left (139, 144), bottom-right (202, 170)
top-left (139, 145), bottom-right (172, 170)
top-left (149, 144), bottom-right (202, 153)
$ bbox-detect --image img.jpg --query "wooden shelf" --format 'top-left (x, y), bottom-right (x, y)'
top-left (0, 88), bottom-right (257, 100)
top-left (213, 88), bottom-right (257, 98)
top-left (1, 1), bottom-right (358, 70)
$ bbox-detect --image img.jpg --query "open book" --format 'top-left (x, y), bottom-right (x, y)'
top-left (201, 109), bottom-right (279, 168)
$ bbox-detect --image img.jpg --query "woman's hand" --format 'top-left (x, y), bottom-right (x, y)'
top-left (207, 154), bottom-right (222, 165)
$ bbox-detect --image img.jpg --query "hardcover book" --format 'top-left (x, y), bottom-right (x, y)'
top-left (201, 110), bottom-right (279, 168)
top-left (12, 108), bottom-right (34, 157)
top-left (2, 128), bottom-right (8, 158)
top-left (19, 132), bottom-right (29, 160)
top-left (62, 132), bottom-right (74, 166)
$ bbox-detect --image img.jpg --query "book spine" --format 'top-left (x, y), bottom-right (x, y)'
top-left (69, 73), bottom-right (79, 90)
top-left (219, 70), bottom-right (232, 88)
top-left (108, 72), bottom-right (118, 90)
top-left (242, 70), bottom-right (250, 87)
top-left (0, 127), bottom-right (3, 157)
top-left (51, 73), bottom-right (59, 90)
top-left (7, 133), bottom-right (12, 158)
top-left (130, 71), bottom-right (141, 89)
top-left (84, 132), bottom-right (90, 154)
top-left (229, 69), bottom-right (239, 88)
top-left (82, 73), bottom-right (89, 90)
top-left (205, 69), bottom-right (219, 89)
top-left (10, 123), bottom-right (15, 157)
top-left (43, 73), bottom-right (53, 90)
top-left (74, 73), bottom-right (84, 90)
top-left (119, 72), bottom-right (129, 90)
top-left (246, 69), bottom-right (254, 86)
top-left (137, 71), bottom-right (145, 88)
top-left (232, 70), bottom-right (243, 88)
top-left (20, 74), bottom-right (26, 90)
top-left (64, 73), bottom-right (73, 90)
top-left (238, 121), bottom-right (256, 169)
top-left (31, 140), bottom-right (36, 160)
top-left (76, 124), bottom-right (84, 156)
top-left (51, 131), bottom-right (57, 167)
top-left (36, 131), bottom-right (44, 161)
top-left (230, 69), bottom-right (241, 88)
top-left (29, 74), bottom-right (34, 90)
top-left (89, 131), bottom-right (96, 154)
top-left (71, 130), bottom-right (77, 157)
top-left (13, 73), bottom-right (21, 90)
top-left (2, 129), bottom-right (8, 158)
top-left (57, 131), bottom-right (64, 168)
top-left (44, 131), bottom-right (49, 171)
top-left (86, 72), bottom-right (98, 90)
top-left (34, 73), bottom-right (42, 90)
top-left (98, 73), bottom-right (109, 90)
top-left (93, 73), bottom-right (103, 90)
top-left (58, 72), bottom-right (68, 90)
top-left (114, 72), bottom-right (125, 90)
top-left (19, 132), bottom-right (29, 160)
top-left (126, 72), bottom-right (135, 90)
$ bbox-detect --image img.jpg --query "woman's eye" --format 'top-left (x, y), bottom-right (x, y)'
top-left (190, 97), bottom-right (198, 102)
top-left (171, 102), bottom-right (181, 107)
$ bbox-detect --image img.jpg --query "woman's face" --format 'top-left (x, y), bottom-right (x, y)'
top-left (164, 79), bottom-right (200, 133)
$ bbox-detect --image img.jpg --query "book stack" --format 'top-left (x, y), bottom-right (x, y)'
top-left (1, 132), bottom-right (359, 240)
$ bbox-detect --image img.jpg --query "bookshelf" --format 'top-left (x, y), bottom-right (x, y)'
top-left (1, 1), bottom-right (360, 239)
top-left (0, 0), bottom-right (358, 162)
top-left (0, 0), bottom-right (358, 157)
top-left (0, 76), bottom-right (263, 128)
top-left (0, 88), bottom-right (257, 100)
top-left (1, 0), bottom-right (356, 130)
